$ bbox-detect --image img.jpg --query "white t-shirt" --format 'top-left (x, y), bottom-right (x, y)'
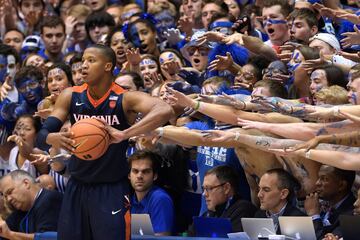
top-left (8, 146), bottom-right (37, 177)
top-left (0, 156), bottom-right (11, 177)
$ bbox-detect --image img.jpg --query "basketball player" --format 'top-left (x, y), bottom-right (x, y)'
top-left (36, 44), bottom-right (173, 240)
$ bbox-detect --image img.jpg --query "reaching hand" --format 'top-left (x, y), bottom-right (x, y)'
top-left (218, 93), bottom-right (246, 110)
top-left (0, 76), bottom-right (13, 101)
top-left (208, 52), bottom-right (234, 72)
top-left (313, 3), bottom-right (337, 19)
top-left (197, 31), bottom-right (225, 45)
top-left (338, 51), bottom-right (360, 62)
top-left (126, 48), bottom-right (142, 66)
top-left (222, 33), bottom-right (244, 45)
top-left (165, 85), bottom-right (195, 108)
top-left (279, 42), bottom-right (303, 52)
top-left (341, 25), bottom-right (360, 48)
top-left (303, 106), bottom-right (339, 121)
top-left (338, 109), bottom-right (360, 124)
top-left (301, 51), bottom-right (330, 72)
top-left (178, 68), bottom-right (203, 86)
top-left (285, 137), bottom-right (321, 152)
top-left (7, 134), bottom-right (24, 147)
top-left (30, 153), bottom-right (51, 165)
top-left (201, 130), bottom-right (236, 142)
top-left (237, 118), bottom-right (269, 132)
top-left (336, 11), bottom-right (360, 24)
top-left (33, 108), bottom-right (53, 119)
top-left (162, 61), bottom-right (181, 76)
top-left (178, 15), bottom-right (194, 36)
top-left (164, 28), bottom-right (184, 45)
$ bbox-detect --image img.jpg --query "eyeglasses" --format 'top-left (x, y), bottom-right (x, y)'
top-left (202, 182), bottom-right (226, 193)
top-left (262, 68), bottom-right (287, 76)
top-left (18, 80), bottom-right (40, 93)
top-left (187, 46), bottom-right (209, 56)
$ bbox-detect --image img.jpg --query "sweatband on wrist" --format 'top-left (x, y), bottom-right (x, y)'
top-left (36, 116), bottom-right (63, 150)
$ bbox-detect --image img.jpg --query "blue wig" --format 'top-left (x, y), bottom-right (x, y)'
top-left (206, 43), bottom-right (249, 78)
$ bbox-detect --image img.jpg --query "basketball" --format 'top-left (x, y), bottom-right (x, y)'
top-left (70, 118), bottom-right (110, 161)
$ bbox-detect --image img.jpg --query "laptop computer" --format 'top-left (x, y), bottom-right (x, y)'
top-left (131, 214), bottom-right (154, 236)
top-left (193, 217), bottom-right (233, 238)
top-left (241, 218), bottom-right (276, 240)
top-left (340, 215), bottom-right (360, 240)
top-left (278, 216), bottom-right (316, 240)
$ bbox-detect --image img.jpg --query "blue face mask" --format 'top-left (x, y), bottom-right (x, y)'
top-left (0, 54), bottom-right (16, 84)
top-left (0, 55), bottom-right (8, 83)
top-left (16, 78), bottom-right (43, 105)
top-left (155, 11), bottom-right (175, 41)
top-left (130, 25), bottom-right (142, 48)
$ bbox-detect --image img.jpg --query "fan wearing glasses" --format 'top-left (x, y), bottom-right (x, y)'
top-left (189, 165), bottom-right (257, 235)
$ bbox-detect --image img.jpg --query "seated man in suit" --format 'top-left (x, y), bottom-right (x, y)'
top-left (0, 170), bottom-right (63, 239)
top-left (189, 165), bottom-right (257, 235)
top-left (305, 165), bottom-right (355, 239)
top-left (256, 168), bottom-right (306, 233)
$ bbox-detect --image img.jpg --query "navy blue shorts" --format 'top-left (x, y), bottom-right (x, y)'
top-left (57, 178), bottom-right (130, 240)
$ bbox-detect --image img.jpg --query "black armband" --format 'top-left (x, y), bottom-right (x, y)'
top-left (36, 116), bottom-right (63, 150)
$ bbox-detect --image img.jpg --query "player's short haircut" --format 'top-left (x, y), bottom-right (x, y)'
top-left (289, 8), bottom-right (318, 28)
top-left (205, 165), bottom-right (240, 194)
top-left (40, 15), bottom-right (65, 34)
top-left (264, 168), bottom-right (300, 201)
top-left (87, 44), bottom-right (116, 72)
top-left (128, 150), bottom-right (162, 175)
top-left (116, 72), bottom-right (144, 90)
top-left (263, 0), bottom-right (292, 17)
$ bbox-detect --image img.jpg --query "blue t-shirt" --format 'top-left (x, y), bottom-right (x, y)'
top-left (131, 186), bottom-right (174, 233)
top-left (185, 121), bottom-right (251, 214)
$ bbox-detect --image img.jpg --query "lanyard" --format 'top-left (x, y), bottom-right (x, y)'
top-left (19, 189), bottom-right (43, 233)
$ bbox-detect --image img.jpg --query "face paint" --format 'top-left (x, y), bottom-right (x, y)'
top-left (71, 62), bottom-right (82, 71)
top-left (209, 21), bottom-right (233, 35)
top-left (140, 59), bottom-right (157, 66)
top-left (17, 78), bottom-right (43, 105)
top-left (351, 92), bottom-right (358, 104)
top-left (0, 55), bottom-right (7, 83)
top-left (159, 52), bottom-right (174, 65)
top-left (155, 11), bottom-right (175, 40)
top-left (0, 55), bottom-right (16, 83)
top-left (48, 68), bottom-right (64, 78)
top-left (263, 18), bottom-right (287, 26)
top-left (130, 24), bottom-right (141, 48)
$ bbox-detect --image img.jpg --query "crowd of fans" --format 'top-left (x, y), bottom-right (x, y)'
top-left (1, 0), bottom-right (360, 239)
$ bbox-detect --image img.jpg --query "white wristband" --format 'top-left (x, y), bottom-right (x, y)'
top-left (332, 106), bottom-right (340, 116)
top-left (158, 127), bottom-right (164, 137)
top-left (234, 132), bottom-right (240, 141)
top-left (305, 150), bottom-right (311, 159)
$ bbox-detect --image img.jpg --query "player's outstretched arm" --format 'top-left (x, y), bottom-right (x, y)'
top-left (36, 88), bottom-right (74, 152)
top-left (117, 91), bottom-right (173, 141)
